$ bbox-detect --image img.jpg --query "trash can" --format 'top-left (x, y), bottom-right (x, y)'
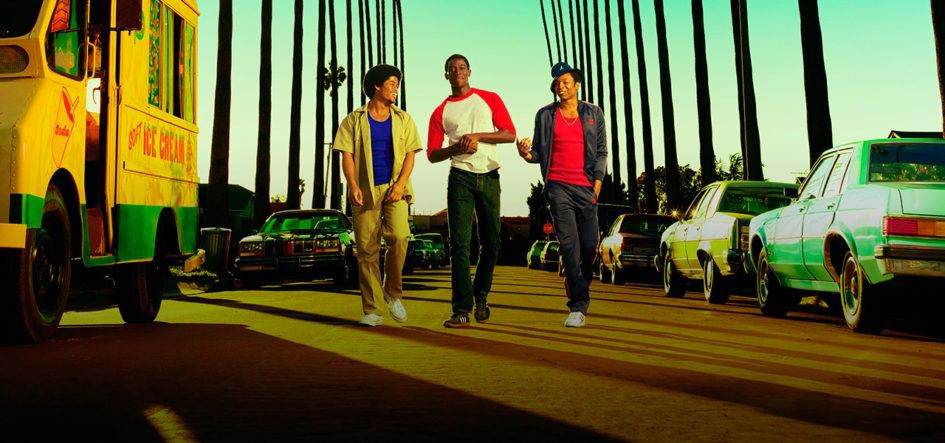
top-left (200, 227), bottom-right (232, 273)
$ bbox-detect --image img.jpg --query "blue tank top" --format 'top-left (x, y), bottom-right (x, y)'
top-left (369, 113), bottom-right (394, 186)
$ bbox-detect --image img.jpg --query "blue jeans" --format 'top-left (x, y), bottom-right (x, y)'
top-left (545, 180), bottom-right (599, 314)
top-left (447, 168), bottom-right (501, 313)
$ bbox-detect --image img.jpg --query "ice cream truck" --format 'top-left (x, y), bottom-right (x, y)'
top-left (0, 0), bottom-right (202, 342)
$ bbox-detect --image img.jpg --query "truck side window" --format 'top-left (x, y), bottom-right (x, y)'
top-left (47, 0), bottom-right (85, 79)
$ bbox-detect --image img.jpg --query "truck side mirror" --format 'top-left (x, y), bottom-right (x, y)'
top-left (50, 0), bottom-right (72, 33)
top-left (116, 0), bottom-right (143, 31)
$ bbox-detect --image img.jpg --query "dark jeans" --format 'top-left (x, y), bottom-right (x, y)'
top-left (545, 180), bottom-right (599, 314)
top-left (447, 168), bottom-right (501, 313)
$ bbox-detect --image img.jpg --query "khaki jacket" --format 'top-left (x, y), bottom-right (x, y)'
top-left (332, 105), bottom-right (423, 203)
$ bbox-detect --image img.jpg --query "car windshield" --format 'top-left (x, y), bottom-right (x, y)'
top-left (619, 216), bottom-right (674, 234)
top-left (0, 1), bottom-right (43, 38)
top-left (416, 234), bottom-right (443, 248)
top-left (259, 212), bottom-right (349, 234)
top-left (869, 143), bottom-right (945, 183)
top-left (717, 187), bottom-right (794, 215)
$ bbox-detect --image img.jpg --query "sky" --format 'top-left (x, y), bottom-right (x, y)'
top-left (195, 0), bottom-right (942, 217)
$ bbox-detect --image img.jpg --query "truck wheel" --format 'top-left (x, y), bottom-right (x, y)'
top-left (703, 258), bottom-right (730, 304)
top-left (2, 185), bottom-right (72, 343)
top-left (840, 251), bottom-right (887, 334)
top-left (756, 249), bottom-right (796, 317)
top-left (117, 230), bottom-right (165, 323)
top-left (663, 251), bottom-right (686, 298)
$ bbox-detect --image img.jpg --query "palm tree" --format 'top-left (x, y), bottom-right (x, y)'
top-left (799, 0), bottom-right (833, 166)
top-left (582, 0), bottom-right (593, 102)
top-left (731, 0), bottom-right (764, 180)
top-left (347, 0), bottom-right (354, 114)
top-left (359, 0), bottom-right (366, 106)
top-left (935, 1), bottom-right (945, 137)
top-left (574, 0), bottom-right (584, 99)
top-left (208, 0), bottom-right (232, 227)
top-left (287, 0), bottom-right (303, 209)
top-left (254, 0), bottom-right (272, 227)
top-left (329, 0), bottom-right (342, 210)
top-left (692, 0), bottom-right (717, 186)
top-left (556, 0), bottom-right (568, 63)
top-left (594, 0), bottom-right (624, 191)
top-left (364, 0), bottom-right (373, 67)
top-left (618, 0), bottom-right (638, 210)
top-left (654, 0), bottom-right (681, 213)
top-left (313, 0), bottom-right (327, 209)
top-left (568, 0), bottom-right (577, 67)
top-left (631, 0), bottom-right (655, 213)
top-left (593, 0), bottom-right (604, 107)
top-left (395, 0), bottom-right (406, 109)
top-left (551, 0), bottom-right (562, 61)
top-left (541, 0), bottom-right (554, 67)
top-left (376, 0), bottom-right (383, 63)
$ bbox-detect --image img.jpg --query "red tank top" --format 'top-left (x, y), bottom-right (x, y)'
top-left (548, 109), bottom-right (590, 187)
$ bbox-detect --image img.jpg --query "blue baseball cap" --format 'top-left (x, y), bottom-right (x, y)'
top-left (550, 62), bottom-right (583, 92)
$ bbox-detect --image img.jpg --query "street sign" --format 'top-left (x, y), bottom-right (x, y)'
top-left (543, 223), bottom-right (553, 234)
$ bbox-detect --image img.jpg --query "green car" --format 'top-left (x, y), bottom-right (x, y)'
top-left (659, 181), bottom-right (799, 304)
top-left (749, 138), bottom-right (945, 334)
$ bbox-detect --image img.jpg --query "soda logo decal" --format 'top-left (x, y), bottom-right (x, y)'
top-left (50, 87), bottom-right (79, 168)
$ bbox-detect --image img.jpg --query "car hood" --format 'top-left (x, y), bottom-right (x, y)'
top-left (897, 184), bottom-right (945, 216)
top-left (241, 231), bottom-right (346, 242)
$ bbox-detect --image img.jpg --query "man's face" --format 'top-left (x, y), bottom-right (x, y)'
top-left (555, 73), bottom-right (580, 101)
top-left (445, 58), bottom-right (470, 89)
top-left (375, 75), bottom-right (399, 103)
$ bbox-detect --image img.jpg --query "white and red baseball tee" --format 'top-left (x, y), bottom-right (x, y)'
top-left (426, 88), bottom-right (516, 173)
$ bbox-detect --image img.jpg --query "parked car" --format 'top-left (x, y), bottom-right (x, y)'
top-left (540, 241), bottom-right (561, 271)
top-left (527, 240), bottom-right (549, 269)
top-left (236, 209), bottom-right (356, 288)
top-left (659, 180), bottom-right (799, 304)
top-left (749, 138), bottom-right (945, 333)
top-left (416, 233), bottom-right (448, 267)
top-left (600, 214), bottom-right (676, 284)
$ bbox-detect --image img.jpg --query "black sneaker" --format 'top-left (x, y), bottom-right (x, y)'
top-left (443, 312), bottom-right (470, 328)
top-left (474, 298), bottom-right (491, 323)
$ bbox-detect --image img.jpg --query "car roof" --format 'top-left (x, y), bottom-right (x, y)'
top-left (710, 180), bottom-right (799, 189)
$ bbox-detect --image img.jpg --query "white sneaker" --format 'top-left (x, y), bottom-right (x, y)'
top-left (564, 312), bottom-right (586, 328)
top-left (388, 298), bottom-right (407, 323)
top-left (358, 313), bottom-right (383, 327)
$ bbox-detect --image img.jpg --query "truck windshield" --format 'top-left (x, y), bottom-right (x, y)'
top-left (0, 2), bottom-right (43, 38)
top-left (870, 143), bottom-right (945, 183)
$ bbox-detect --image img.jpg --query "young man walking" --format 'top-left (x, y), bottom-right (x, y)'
top-left (427, 54), bottom-right (516, 328)
top-left (516, 62), bottom-right (607, 327)
top-left (334, 64), bottom-right (423, 326)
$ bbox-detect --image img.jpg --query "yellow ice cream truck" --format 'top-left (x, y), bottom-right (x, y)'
top-left (0, 0), bottom-right (201, 342)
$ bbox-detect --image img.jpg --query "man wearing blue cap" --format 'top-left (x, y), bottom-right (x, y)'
top-left (516, 62), bottom-right (607, 327)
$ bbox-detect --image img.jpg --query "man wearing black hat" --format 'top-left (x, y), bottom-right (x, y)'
top-left (516, 62), bottom-right (607, 328)
top-left (427, 54), bottom-right (517, 328)
top-left (333, 64), bottom-right (423, 326)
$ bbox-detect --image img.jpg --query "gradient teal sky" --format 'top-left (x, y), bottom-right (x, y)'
top-left (195, 0), bottom-right (941, 216)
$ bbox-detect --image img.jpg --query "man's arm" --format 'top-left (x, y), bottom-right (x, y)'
top-left (341, 151), bottom-right (363, 206)
top-left (592, 106), bottom-right (608, 198)
top-left (385, 151), bottom-right (416, 202)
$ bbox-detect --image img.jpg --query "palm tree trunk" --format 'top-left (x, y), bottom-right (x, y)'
top-left (692, 0), bottom-right (716, 186)
top-left (376, 0), bottom-right (382, 63)
top-left (568, 0), bottom-right (577, 67)
top-left (396, 0), bottom-right (406, 109)
top-left (541, 0), bottom-right (554, 67)
top-left (556, 0), bottom-right (568, 64)
top-left (631, 0), bottom-right (655, 213)
top-left (329, 0), bottom-right (342, 210)
top-left (731, 0), bottom-right (764, 180)
top-left (593, 0), bottom-right (604, 108)
top-left (359, 0), bottom-right (366, 106)
top-left (574, 0), bottom-right (584, 100)
top-left (287, 0), bottom-right (303, 209)
top-left (582, 0), bottom-right (593, 102)
top-left (654, 0), bottom-right (681, 213)
top-left (346, 0), bottom-right (354, 215)
top-left (208, 0), bottom-right (233, 227)
top-left (254, 0), bottom-right (272, 227)
top-left (551, 0), bottom-right (562, 61)
top-left (799, 0), bottom-right (833, 166)
top-left (364, 0), bottom-right (373, 67)
top-left (934, 0), bottom-right (945, 138)
top-left (392, 0), bottom-right (398, 67)
top-left (313, 0), bottom-right (327, 209)
top-left (599, 0), bottom-right (619, 192)
top-left (616, 0), bottom-right (636, 210)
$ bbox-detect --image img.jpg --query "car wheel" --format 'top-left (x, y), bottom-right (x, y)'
top-left (117, 228), bottom-right (166, 323)
top-left (662, 251), bottom-right (686, 298)
top-left (599, 260), bottom-right (612, 283)
top-left (703, 258), bottom-right (730, 304)
top-left (756, 249), bottom-right (797, 317)
top-left (1, 185), bottom-right (72, 343)
top-left (840, 251), bottom-right (887, 334)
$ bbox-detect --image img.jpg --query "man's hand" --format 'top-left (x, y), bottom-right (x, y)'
top-left (348, 184), bottom-right (363, 206)
top-left (385, 182), bottom-right (406, 203)
top-left (457, 134), bottom-right (479, 154)
top-left (516, 137), bottom-right (533, 161)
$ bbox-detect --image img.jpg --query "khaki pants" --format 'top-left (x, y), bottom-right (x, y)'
top-left (351, 182), bottom-right (410, 316)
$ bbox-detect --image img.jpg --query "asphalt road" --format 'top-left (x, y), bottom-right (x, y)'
top-left (2, 265), bottom-right (945, 442)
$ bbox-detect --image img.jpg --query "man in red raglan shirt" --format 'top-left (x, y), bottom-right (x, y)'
top-left (427, 54), bottom-right (516, 328)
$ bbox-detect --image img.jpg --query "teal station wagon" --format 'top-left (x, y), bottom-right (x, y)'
top-left (749, 138), bottom-right (945, 334)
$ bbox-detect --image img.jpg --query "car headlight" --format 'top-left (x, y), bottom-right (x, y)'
top-left (239, 242), bottom-right (264, 257)
top-left (0, 46), bottom-right (29, 74)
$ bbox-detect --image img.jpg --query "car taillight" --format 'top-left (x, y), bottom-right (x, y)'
top-left (0, 46), bottom-right (29, 73)
top-left (883, 216), bottom-right (945, 237)
top-left (621, 239), bottom-right (632, 252)
top-left (741, 226), bottom-right (750, 250)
